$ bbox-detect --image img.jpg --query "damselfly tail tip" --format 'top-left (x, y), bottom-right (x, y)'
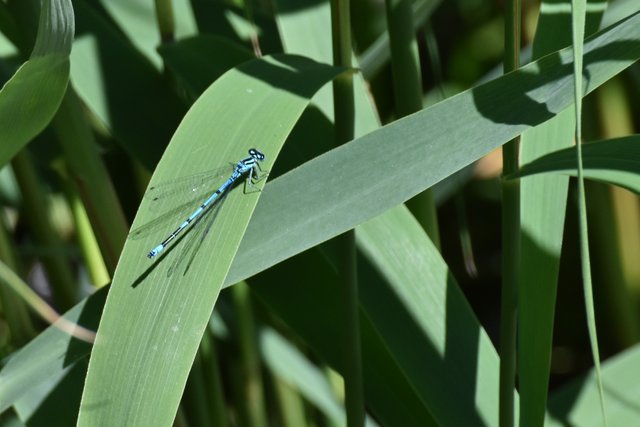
top-left (147, 245), bottom-right (164, 258)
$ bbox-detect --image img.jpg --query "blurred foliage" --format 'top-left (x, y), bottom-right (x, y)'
top-left (0, 0), bottom-right (640, 426)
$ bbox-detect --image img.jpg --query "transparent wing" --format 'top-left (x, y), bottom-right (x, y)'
top-left (128, 196), bottom-right (203, 240)
top-left (144, 165), bottom-right (234, 203)
top-left (166, 192), bottom-right (228, 277)
top-left (130, 166), bottom-right (236, 240)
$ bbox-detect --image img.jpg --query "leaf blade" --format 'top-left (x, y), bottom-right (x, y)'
top-left (77, 54), bottom-right (344, 427)
top-left (227, 12), bottom-right (640, 286)
top-left (0, 0), bottom-right (74, 166)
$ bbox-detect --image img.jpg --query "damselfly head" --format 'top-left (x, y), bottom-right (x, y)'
top-left (249, 148), bottom-right (265, 161)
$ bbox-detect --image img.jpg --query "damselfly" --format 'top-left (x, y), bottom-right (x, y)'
top-left (131, 148), bottom-right (267, 262)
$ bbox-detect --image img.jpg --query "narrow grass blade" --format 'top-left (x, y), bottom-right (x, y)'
top-left (513, 136), bottom-right (640, 194)
top-left (571, 0), bottom-right (608, 422)
top-left (517, 2), bottom-right (605, 424)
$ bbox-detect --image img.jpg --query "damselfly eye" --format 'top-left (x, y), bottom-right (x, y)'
top-left (249, 148), bottom-right (265, 160)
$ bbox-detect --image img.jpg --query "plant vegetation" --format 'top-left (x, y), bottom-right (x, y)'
top-left (0, 0), bottom-right (639, 426)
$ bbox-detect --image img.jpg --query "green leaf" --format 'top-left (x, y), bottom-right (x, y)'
top-left (226, 11), bottom-right (640, 286)
top-left (252, 204), bottom-right (504, 426)
top-left (357, 206), bottom-right (504, 425)
top-left (517, 1), bottom-right (606, 425)
top-left (513, 136), bottom-right (640, 194)
top-left (275, 0), bottom-right (380, 136)
top-left (569, 0), bottom-right (608, 421)
top-left (70, 1), bottom-right (187, 169)
top-left (12, 358), bottom-right (87, 426)
top-left (547, 343), bottom-right (640, 426)
top-left (0, 0), bottom-right (73, 166)
top-left (259, 328), bottom-right (349, 425)
top-left (158, 35), bottom-right (254, 100)
top-left (250, 234), bottom-right (439, 426)
top-left (96, 0), bottom-right (197, 68)
top-left (0, 288), bottom-right (106, 413)
top-left (77, 55), bottom-right (344, 426)
top-left (5, 10), bottom-right (640, 425)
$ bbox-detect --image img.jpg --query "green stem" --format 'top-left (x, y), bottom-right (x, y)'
top-left (59, 169), bottom-right (110, 288)
top-left (154, 0), bottom-right (175, 44)
top-left (385, 0), bottom-right (440, 247)
top-left (184, 344), bottom-right (213, 427)
top-left (273, 376), bottom-right (307, 427)
top-left (12, 150), bottom-right (77, 309)
top-left (423, 22), bottom-right (445, 99)
top-left (232, 282), bottom-right (269, 427)
top-left (336, 231), bottom-right (363, 427)
top-left (385, 0), bottom-right (422, 116)
top-left (499, 0), bottom-right (521, 425)
top-left (200, 329), bottom-right (229, 427)
top-left (499, 175), bottom-right (519, 427)
top-left (330, 1), bottom-right (364, 426)
top-left (0, 259), bottom-right (95, 342)
top-left (52, 88), bottom-right (129, 275)
top-left (0, 214), bottom-right (34, 345)
top-left (358, 0), bottom-right (439, 80)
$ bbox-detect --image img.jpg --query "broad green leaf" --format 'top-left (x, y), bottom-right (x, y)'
top-left (0, 288), bottom-right (107, 413)
top-left (357, 205), bottom-right (505, 426)
top-left (0, 0), bottom-right (73, 166)
top-left (600, 0), bottom-right (640, 28)
top-left (226, 11), bottom-right (640, 286)
top-left (13, 359), bottom-right (87, 426)
top-left (547, 343), bottom-right (640, 426)
top-left (252, 204), bottom-right (505, 426)
top-left (514, 136), bottom-right (640, 194)
top-left (77, 55), bottom-right (343, 426)
top-left (251, 238), bottom-right (439, 426)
